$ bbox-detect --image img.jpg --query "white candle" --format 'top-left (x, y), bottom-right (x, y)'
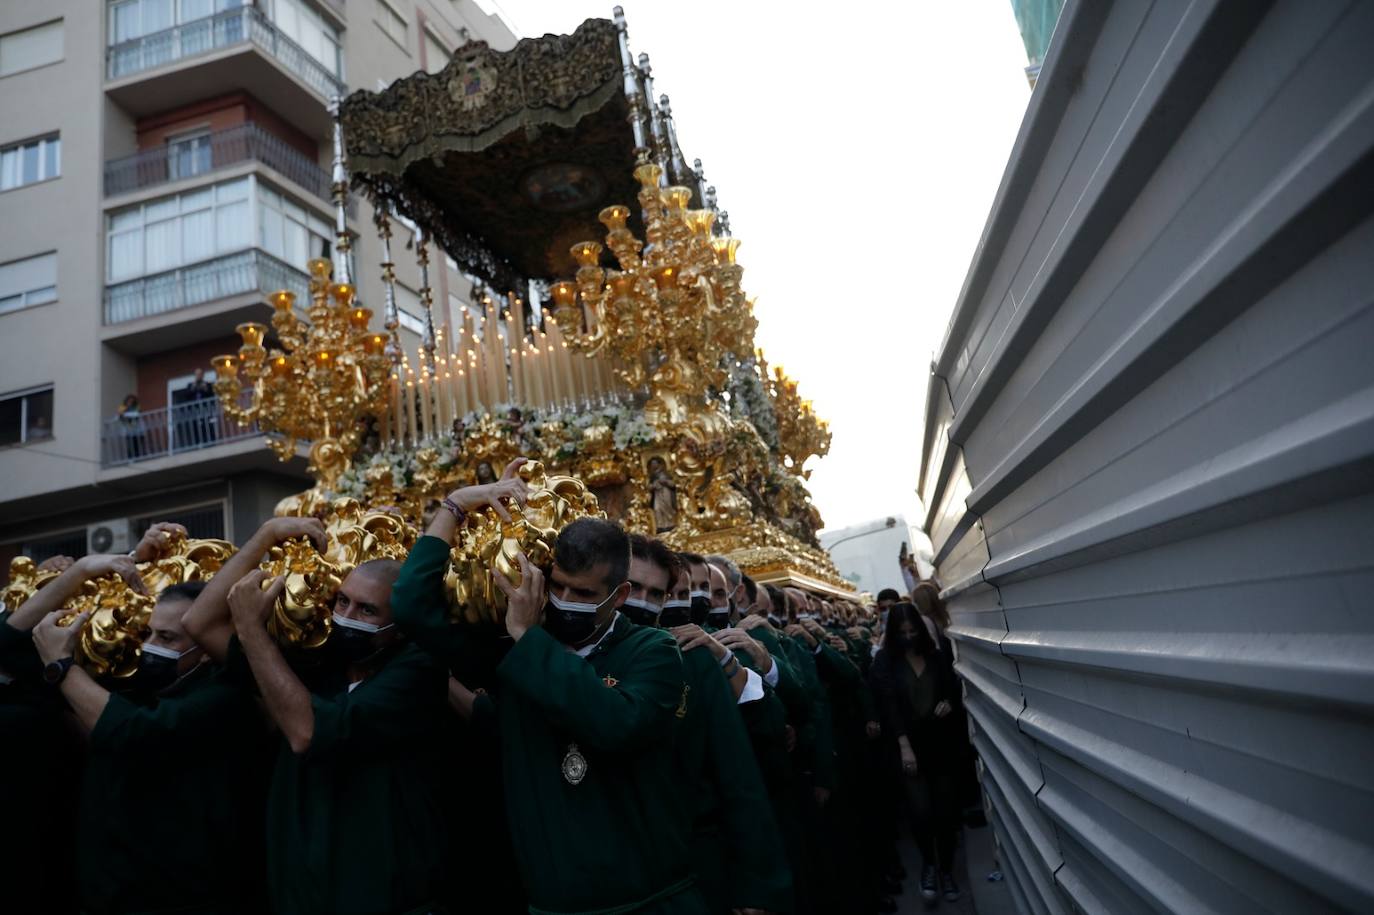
top-left (405, 380), bottom-right (417, 445)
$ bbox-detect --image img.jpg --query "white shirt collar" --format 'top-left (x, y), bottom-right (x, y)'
top-left (573, 611), bottom-right (622, 658)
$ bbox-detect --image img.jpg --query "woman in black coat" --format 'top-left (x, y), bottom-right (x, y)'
top-left (869, 602), bottom-right (963, 903)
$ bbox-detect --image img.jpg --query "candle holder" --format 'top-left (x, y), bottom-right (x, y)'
top-left (212, 259), bottom-right (390, 492)
top-left (552, 155), bottom-right (758, 427)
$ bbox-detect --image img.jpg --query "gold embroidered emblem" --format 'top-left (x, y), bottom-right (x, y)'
top-left (603, 675), bottom-right (619, 688)
top-left (676, 684), bottom-right (690, 718)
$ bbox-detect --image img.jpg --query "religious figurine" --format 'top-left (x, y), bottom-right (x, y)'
top-left (646, 455), bottom-right (678, 533)
top-left (476, 460), bottom-right (498, 485)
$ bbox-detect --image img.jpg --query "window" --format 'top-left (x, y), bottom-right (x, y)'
top-left (257, 184), bottom-right (332, 266)
top-left (396, 284), bottom-right (426, 334)
top-left (0, 385), bottom-right (54, 446)
top-left (0, 252), bottom-right (57, 314)
top-left (424, 29), bottom-right (450, 74)
top-left (264, 0), bottom-right (342, 76)
top-left (166, 129), bottom-right (211, 181)
top-left (375, 0), bottom-right (407, 48)
top-left (136, 503), bottom-right (225, 540)
top-left (108, 0), bottom-right (243, 44)
top-left (20, 528), bottom-right (86, 563)
top-left (0, 135), bottom-right (60, 190)
top-left (1, 20), bottom-right (63, 77)
top-left (106, 177), bottom-right (251, 282)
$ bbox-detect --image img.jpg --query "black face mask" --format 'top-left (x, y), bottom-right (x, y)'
top-left (621, 599), bottom-right (660, 629)
top-left (659, 601), bottom-right (692, 628)
top-left (689, 595), bottom-right (711, 626)
top-left (133, 652), bottom-right (179, 693)
top-left (767, 613), bottom-right (784, 628)
top-left (542, 594), bottom-right (604, 645)
top-left (327, 626), bottom-right (384, 666)
top-left (706, 603), bottom-right (731, 629)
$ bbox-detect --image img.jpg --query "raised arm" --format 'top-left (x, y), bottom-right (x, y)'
top-left (393, 461), bottom-right (529, 670)
top-left (4, 554), bottom-right (147, 634)
top-left (31, 610), bottom-right (109, 732)
top-left (228, 570), bottom-right (315, 754)
top-left (183, 516), bottom-right (326, 663)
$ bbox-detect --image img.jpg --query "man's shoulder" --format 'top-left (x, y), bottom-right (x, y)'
top-left (608, 621), bottom-right (679, 661)
top-left (390, 640), bottom-right (443, 668)
top-left (374, 641), bottom-right (446, 683)
top-left (679, 642), bottom-right (721, 679)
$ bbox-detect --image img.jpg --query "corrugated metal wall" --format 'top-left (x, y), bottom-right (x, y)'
top-left (918, 1), bottom-right (1374, 912)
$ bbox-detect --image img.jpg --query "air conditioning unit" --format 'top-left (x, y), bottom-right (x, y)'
top-left (87, 519), bottom-right (133, 555)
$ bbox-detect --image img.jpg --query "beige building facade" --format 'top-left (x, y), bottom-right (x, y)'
top-left (0, 0), bottom-right (516, 565)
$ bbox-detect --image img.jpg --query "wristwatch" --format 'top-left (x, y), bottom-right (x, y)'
top-left (43, 657), bottom-right (75, 686)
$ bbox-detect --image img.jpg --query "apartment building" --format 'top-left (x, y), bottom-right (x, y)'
top-left (0, 0), bottom-right (517, 566)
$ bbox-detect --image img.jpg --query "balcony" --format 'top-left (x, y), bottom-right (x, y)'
top-left (101, 397), bottom-right (260, 468)
top-left (105, 7), bottom-right (345, 137)
top-left (101, 249), bottom-right (307, 355)
top-left (105, 123), bottom-right (333, 204)
top-left (105, 248), bottom-right (307, 325)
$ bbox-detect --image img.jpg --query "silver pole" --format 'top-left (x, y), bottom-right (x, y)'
top-left (415, 226), bottom-right (437, 375)
top-left (613, 7), bottom-right (649, 154)
top-left (374, 210), bottom-right (402, 366)
top-left (328, 95), bottom-right (352, 287)
top-left (659, 94), bottom-right (690, 186)
top-left (639, 52), bottom-right (669, 181)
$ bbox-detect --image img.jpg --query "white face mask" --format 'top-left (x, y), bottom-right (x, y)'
top-left (797, 612), bottom-right (814, 621)
top-left (547, 591), bottom-right (611, 615)
top-left (621, 597), bottom-right (661, 615)
top-left (661, 598), bottom-right (692, 610)
top-left (689, 590), bottom-right (710, 601)
top-left (332, 612), bottom-right (395, 634)
top-left (140, 641), bottom-right (200, 661)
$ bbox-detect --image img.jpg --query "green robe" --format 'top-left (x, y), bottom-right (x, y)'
top-left (674, 643), bottom-right (792, 914)
top-left (230, 638), bottom-right (451, 915)
top-left (77, 661), bottom-right (263, 915)
top-left (393, 535), bottom-right (707, 915)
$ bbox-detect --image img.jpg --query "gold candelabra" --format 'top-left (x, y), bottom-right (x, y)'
top-left (768, 364), bottom-right (832, 479)
top-left (212, 259), bottom-right (391, 492)
top-left (550, 160), bottom-right (757, 427)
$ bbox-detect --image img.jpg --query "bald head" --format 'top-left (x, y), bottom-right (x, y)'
top-left (336, 559), bottom-right (403, 627)
top-left (353, 558), bottom-right (403, 589)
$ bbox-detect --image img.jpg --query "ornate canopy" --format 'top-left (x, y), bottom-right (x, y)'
top-left (339, 18), bottom-right (670, 291)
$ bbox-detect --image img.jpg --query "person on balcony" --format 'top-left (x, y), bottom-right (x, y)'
top-left (180, 368), bottom-right (217, 448)
top-left (116, 394), bottom-right (143, 460)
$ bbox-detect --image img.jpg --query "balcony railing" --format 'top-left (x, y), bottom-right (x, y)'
top-left (104, 249), bottom-right (308, 325)
top-left (105, 123), bottom-right (333, 201)
top-left (102, 396), bottom-right (260, 467)
top-left (106, 6), bottom-right (345, 101)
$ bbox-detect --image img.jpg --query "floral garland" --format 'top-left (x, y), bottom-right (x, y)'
top-left (332, 401), bottom-right (659, 500)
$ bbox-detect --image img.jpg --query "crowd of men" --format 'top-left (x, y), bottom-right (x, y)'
top-left (0, 458), bottom-right (975, 915)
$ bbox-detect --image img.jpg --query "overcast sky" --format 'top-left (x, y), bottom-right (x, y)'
top-left (492, 0), bottom-right (1032, 532)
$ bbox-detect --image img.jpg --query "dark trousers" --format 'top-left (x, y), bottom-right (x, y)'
top-left (903, 769), bottom-right (958, 871)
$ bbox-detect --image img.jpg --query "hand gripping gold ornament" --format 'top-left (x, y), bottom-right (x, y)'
top-left (258, 499), bottom-right (419, 649)
top-left (445, 460), bottom-right (604, 625)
